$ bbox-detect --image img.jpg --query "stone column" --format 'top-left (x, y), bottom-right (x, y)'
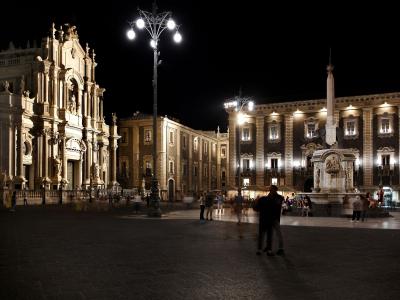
top-left (256, 115), bottom-right (265, 187)
top-left (61, 136), bottom-right (67, 184)
top-left (284, 114), bottom-right (294, 187)
top-left (176, 128), bottom-right (181, 195)
top-left (228, 114), bottom-right (236, 190)
top-left (188, 134), bottom-right (193, 192)
top-left (198, 138), bottom-right (203, 191)
top-left (16, 124), bottom-right (24, 178)
top-left (42, 130), bottom-right (49, 180)
top-left (85, 140), bottom-right (92, 186)
top-left (363, 108), bottom-right (373, 187)
top-left (14, 123), bottom-right (26, 188)
top-left (133, 126), bottom-right (139, 188)
top-left (108, 121), bottom-right (120, 187)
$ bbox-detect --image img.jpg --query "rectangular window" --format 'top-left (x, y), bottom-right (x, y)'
top-left (221, 146), bottom-right (226, 158)
top-left (271, 158), bottom-right (278, 169)
top-left (169, 131), bottom-right (174, 144)
top-left (204, 166), bottom-right (208, 177)
top-left (382, 155), bottom-right (390, 166)
top-left (194, 166), bottom-right (198, 177)
top-left (270, 125), bottom-right (278, 140)
top-left (204, 142), bottom-right (208, 154)
top-left (243, 159), bottom-right (250, 171)
top-left (271, 177), bottom-right (278, 185)
top-left (194, 138), bottom-right (198, 151)
top-left (346, 120), bottom-right (356, 136)
top-left (381, 118), bottom-right (390, 133)
top-left (242, 127), bottom-right (250, 141)
top-left (145, 161), bottom-right (152, 176)
top-left (183, 135), bottom-right (187, 149)
top-left (144, 129), bottom-right (152, 143)
top-left (243, 178), bottom-right (250, 187)
top-left (169, 161), bottom-right (174, 173)
top-left (307, 124), bottom-right (315, 138)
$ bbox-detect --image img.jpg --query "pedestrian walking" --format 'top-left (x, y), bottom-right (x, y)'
top-left (234, 189), bottom-right (244, 225)
top-left (199, 193), bottom-right (205, 220)
top-left (377, 185), bottom-right (384, 207)
top-left (253, 185), bottom-right (285, 256)
top-left (10, 191), bottom-right (17, 212)
top-left (351, 196), bottom-right (362, 222)
top-left (216, 192), bottom-right (224, 215)
top-left (205, 192), bottom-right (214, 221)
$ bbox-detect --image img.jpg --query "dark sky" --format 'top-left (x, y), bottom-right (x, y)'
top-left (1, 1), bottom-right (400, 130)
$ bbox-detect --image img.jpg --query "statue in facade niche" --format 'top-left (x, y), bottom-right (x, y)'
top-left (93, 163), bottom-right (100, 179)
top-left (54, 156), bottom-right (61, 177)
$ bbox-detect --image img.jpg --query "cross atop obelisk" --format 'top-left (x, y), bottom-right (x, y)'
top-left (325, 49), bottom-right (336, 146)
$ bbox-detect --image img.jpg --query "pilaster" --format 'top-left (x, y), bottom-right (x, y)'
top-left (256, 115), bottom-right (265, 187)
top-left (363, 108), bottom-right (373, 187)
top-left (284, 114), bottom-right (294, 187)
top-left (228, 114), bottom-right (236, 189)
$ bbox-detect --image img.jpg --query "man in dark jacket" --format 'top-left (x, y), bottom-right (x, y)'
top-left (254, 185), bottom-right (284, 256)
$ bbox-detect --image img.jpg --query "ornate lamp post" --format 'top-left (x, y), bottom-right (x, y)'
top-left (127, 2), bottom-right (182, 217)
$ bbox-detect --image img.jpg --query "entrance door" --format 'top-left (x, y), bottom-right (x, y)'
top-left (168, 179), bottom-right (174, 201)
top-left (67, 161), bottom-right (74, 190)
top-left (304, 177), bottom-right (313, 192)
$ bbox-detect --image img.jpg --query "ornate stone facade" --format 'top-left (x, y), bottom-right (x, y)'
top-left (118, 115), bottom-right (228, 200)
top-left (0, 23), bottom-right (119, 198)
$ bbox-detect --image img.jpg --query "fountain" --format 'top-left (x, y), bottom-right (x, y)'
top-left (305, 62), bottom-right (359, 216)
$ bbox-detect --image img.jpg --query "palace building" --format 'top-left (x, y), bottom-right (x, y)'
top-left (225, 67), bottom-right (400, 205)
top-left (0, 23), bottom-right (119, 203)
top-left (118, 114), bottom-right (228, 200)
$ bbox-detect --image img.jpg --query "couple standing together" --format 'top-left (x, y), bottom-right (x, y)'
top-left (253, 185), bottom-right (285, 256)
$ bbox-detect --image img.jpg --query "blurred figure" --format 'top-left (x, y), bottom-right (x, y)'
top-left (234, 189), bottom-right (244, 225)
top-left (253, 185), bottom-right (284, 256)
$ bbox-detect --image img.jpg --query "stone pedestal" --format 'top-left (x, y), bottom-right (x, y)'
top-left (305, 148), bottom-right (359, 216)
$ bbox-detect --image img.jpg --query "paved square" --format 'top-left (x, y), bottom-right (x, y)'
top-left (1, 206), bottom-right (400, 299)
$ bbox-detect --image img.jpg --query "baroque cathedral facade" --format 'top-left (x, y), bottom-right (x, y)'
top-left (0, 24), bottom-right (119, 199)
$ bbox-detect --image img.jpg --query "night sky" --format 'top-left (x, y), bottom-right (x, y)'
top-left (1, 1), bottom-right (400, 130)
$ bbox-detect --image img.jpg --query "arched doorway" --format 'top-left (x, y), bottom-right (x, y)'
top-left (168, 179), bottom-right (174, 201)
top-left (304, 177), bottom-right (313, 192)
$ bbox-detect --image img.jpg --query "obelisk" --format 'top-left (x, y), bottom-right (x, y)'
top-left (325, 62), bottom-right (336, 146)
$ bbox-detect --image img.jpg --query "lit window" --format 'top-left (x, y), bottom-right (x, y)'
top-left (243, 159), bottom-right (250, 171)
top-left (271, 158), bottom-right (278, 169)
top-left (204, 142), bottom-right (208, 153)
top-left (382, 155), bottom-right (390, 166)
top-left (242, 127), bottom-right (250, 141)
top-left (270, 124), bottom-right (279, 140)
top-left (271, 177), bottom-right (278, 185)
top-left (182, 135), bottom-right (187, 149)
top-left (243, 178), bottom-right (250, 187)
top-left (221, 146), bottom-right (226, 158)
top-left (144, 129), bottom-right (152, 143)
top-left (307, 123), bottom-right (316, 138)
top-left (345, 120), bottom-right (356, 136)
top-left (381, 118), bottom-right (390, 133)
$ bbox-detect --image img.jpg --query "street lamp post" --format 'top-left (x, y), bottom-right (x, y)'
top-left (225, 93), bottom-right (254, 196)
top-left (127, 2), bottom-right (182, 217)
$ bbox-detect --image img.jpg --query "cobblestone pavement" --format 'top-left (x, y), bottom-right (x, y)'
top-left (1, 206), bottom-right (400, 300)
